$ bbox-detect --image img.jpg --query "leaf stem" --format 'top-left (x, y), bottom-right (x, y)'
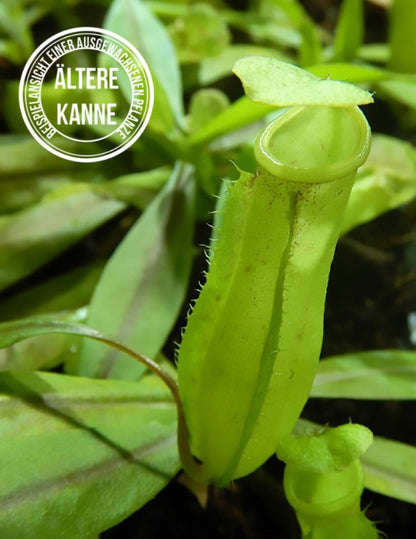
top-left (0, 318), bottom-right (199, 477)
top-left (85, 329), bottom-right (201, 477)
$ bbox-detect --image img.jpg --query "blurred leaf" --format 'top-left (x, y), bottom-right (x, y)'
top-left (342, 134), bottom-right (416, 234)
top-left (0, 166), bottom-right (170, 216)
top-left (358, 43), bottom-right (390, 64)
top-left (0, 314), bottom-right (178, 383)
top-left (76, 163), bottom-right (195, 380)
top-left (260, 0), bottom-right (307, 26)
top-left (0, 308), bottom-right (87, 372)
top-left (334, 0), bottom-right (363, 61)
top-left (0, 188), bottom-right (124, 291)
top-left (298, 17), bottom-right (322, 66)
top-left (0, 371), bottom-right (179, 536)
top-left (246, 0), bottom-right (302, 49)
top-left (389, 0), bottom-right (416, 73)
top-left (0, 2), bottom-right (33, 63)
top-left (0, 135), bottom-right (107, 213)
top-left (0, 316), bottom-right (111, 349)
top-left (104, 0), bottom-right (184, 128)
top-left (362, 437), bottom-right (416, 504)
top-left (188, 89), bottom-right (230, 133)
top-left (207, 123), bottom-right (262, 155)
top-left (198, 44), bottom-right (289, 86)
top-left (377, 78), bottom-right (416, 109)
top-left (0, 135), bottom-right (72, 176)
top-left (0, 263), bottom-right (102, 321)
top-left (2, 81), bottom-right (28, 132)
top-left (312, 350), bottom-right (416, 400)
top-left (233, 57), bottom-right (373, 106)
top-left (98, 167), bottom-right (171, 209)
top-left (189, 95), bottom-right (272, 145)
top-left (0, 38), bottom-right (22, 63)
top-left (170, 3), bottom-right (230, 63)
top-left (309, 62), bottom-right (388, 83)
top-left (0, 174), bottom-right (73, 214)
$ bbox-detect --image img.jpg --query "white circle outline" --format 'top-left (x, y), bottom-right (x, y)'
top-left (38, 31), bottom-right (152, 146)
top-left (19, 26), bottom-right (154, 163)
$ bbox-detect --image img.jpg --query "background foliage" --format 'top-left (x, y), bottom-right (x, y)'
top-left (0, 0), bottom-right (416, 537)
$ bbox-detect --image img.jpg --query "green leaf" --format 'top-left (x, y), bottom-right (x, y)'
top-left (276, 423), bottom-right (373, 473)
top-left (104, 0), bottom-right (184, 128)
top-left (169, 3), bottom-right (230, 63)
top-left (362, 437), bottom-right (416, 504)
top-left (0, 189), bottom-right (124, 291)
top-left (244, 1), bottom-right (302, 49)
top-left (0, 371), bottom-right (179, 537)
top-left (198, 44), bottom-right (288, 86)
top-left (189, 95), bottom-right (273, 145)
top-left (99, 167), bottom-right (171, 209)
top-left (0, 173), bottom-right (77, 214)
top-left (312, 350), bottom-right (416, 400)
top-left (309, 62), bottom-right (389, 83)
top-left (0, 135), bottom-right (72, 176)
top-left (0, 317), bottom-right (111, 350)
top-left (298, 17), bottom-right (322, 67)
top-left (188, 89), bottom-right (230, 133)
top-left (358, 43), bottom-right (390, 64)
top-left (76, 163), bottom-right (194, 380)
top-left (0, 315), bottom-right (179, 401)
top-left (0, 263), bottom-right (102, 321)
top-left (0, 38), bottom-right (21, 64)
top-left (333, 0), bottom-right (364, 61)
top-left (389, 0), bottom-right (416, 73)
top-left (0, 2), bottom-right (34, 63)
top-left (233, 57), bottom-right (373, 107)
top-left (341, 134), bottom-right (416, 234)
top-left (0, 309), bottom-right (87, 373)
top-left (377, 78), bottom-right (416, 110)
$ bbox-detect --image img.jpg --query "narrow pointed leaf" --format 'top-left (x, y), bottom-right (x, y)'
top-left (362, 437), bottom-right (416, 504)
top-left (0, 316), bottom-right (108, 349)
top-left (377, 78), bottom-right (416, 110)
top-left (0, 309), bottom-right (87, 372)
top-left (198, 44), bottom-right (288, 86)
top-left (0, 316), bottom-right (179, 397)
top-left (104, 0), bottom-right (184, 127)
top-left (0, 263), bottom-right (102, 321)
top-left (0, 189), bottom-right (124, 291)
top-left (0, 371), bottom-right (179, 537)
top-left (312, 350), bottom-right (416, 400)
top-left (299, 17), bottom-right (322, 66)
top-left (100, 167), bottom-right (171, 209)
top-left (342, 134), bottom-right (416, 234)
top-left (189, 95), bottom-right (272, 145)
top-left (77, 163), bottom-right (194, 380)
top-left (309, 62), bottom-right (389, 83)
top-left (334, 0), bottom-right (364, 61)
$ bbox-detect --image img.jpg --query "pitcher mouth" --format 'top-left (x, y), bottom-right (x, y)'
top-left (254, 105), bottom-right (371, 183)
